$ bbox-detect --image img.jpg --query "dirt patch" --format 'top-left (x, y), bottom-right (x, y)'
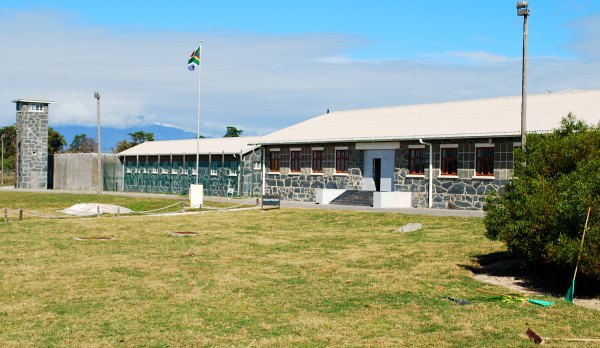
top-left (466, 253), bottom-right (600, 311)
top-left (74, 236), bottom-right (116, 241)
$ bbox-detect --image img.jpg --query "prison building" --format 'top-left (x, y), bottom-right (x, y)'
top-left (254, 89), bottom-right (600, 209)
top-left (118, 136), bottom-right (263, 197)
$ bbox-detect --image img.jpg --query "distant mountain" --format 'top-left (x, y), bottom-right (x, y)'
top-left (53, 124), bottom-right (196, 152)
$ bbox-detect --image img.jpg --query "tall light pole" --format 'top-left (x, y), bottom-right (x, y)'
top-left (1, 133), bottom-right (5, 185)
top-left (94, 91), bottom-right (102, 194)
top-left (517, 1), bottom-right (530, 148)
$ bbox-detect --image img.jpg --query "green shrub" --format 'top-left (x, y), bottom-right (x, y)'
top-left (484, 114), bottom-right (600, 279)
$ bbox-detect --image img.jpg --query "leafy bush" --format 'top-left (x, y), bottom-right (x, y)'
top-left (484, 114), bottom-right (600, 279)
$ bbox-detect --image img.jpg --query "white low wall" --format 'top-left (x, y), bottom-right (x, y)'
top-left (315, 189), bottom-right (346, 204)
top-left (373, 192), bottom-right (412, 208)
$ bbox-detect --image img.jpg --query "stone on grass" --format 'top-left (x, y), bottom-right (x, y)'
top-left (396, 223), bottom-right (423, 233)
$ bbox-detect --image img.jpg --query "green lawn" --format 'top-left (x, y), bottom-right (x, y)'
top-left (0, 192), bottom-right (598, 347)
top-left (0, 191), bottom-right (244, 219)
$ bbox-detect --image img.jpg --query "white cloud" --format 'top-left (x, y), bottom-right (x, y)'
top-left (314, 55), bottom-right (354, 64)
top-left (425, 51), bottom-right (515, 65)
top-left (1, 10), bottom-right (600, 138)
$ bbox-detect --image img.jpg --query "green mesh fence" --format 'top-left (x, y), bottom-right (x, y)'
top-left (124, 160), bottom-right (243, 196)
top-left (102, 156), bottom-right (123, 192)
top-left (240, 160), bottom-right (263, 197)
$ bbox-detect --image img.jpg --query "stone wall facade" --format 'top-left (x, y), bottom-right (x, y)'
top-left (393, 140), bottom-right (516, 209)
top-left (264, 143), bottom-right (363, 201)
top-left (263, 138), bottom-right (519, 210)
top-left (16, 104), bottom-right (49, 189)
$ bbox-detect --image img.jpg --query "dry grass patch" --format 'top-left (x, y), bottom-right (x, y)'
top-left (0, 194), bottom-right (599, 346)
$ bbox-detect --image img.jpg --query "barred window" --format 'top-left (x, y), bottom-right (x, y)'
top-left (312, 150), bottom-right (323, 173)
top-left (476, 147), bottom-right (494, 176)
top-left (335, 150), bottom-right (348, 173)
top-left (269, 151), bottom-right (280, 172)
top-left (408, 148), bottom-right (425, 175)
top-left (290, 150), bottom-right (301, 172)
top-left (440, 148), bottom-right (458, 175)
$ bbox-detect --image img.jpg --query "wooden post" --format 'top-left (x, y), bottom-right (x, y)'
top-left (19, 209), bottom-right (23, 222)
top-left (4, 208), bottom-right (7, 223)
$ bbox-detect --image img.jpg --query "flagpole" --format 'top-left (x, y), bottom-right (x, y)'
top-left (195, 41), bottom-right (203, 185)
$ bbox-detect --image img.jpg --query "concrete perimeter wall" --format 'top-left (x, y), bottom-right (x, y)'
top-left (53, 153), bottom-right (123, 192)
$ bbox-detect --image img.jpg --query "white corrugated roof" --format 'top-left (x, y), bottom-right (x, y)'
top-left (118, 136), bottom-right (261, 156)
top-left (255, 89), bottom-right (600, 145)
top-left (12, 99), bottom-right (54, 104)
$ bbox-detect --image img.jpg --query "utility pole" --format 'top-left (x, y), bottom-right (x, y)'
top-left (517, 1), bottom-right (530, 148)
top-left (1, 133), bottom-right (4, 185)
top-left (94, 91), bottom-right (102, 194)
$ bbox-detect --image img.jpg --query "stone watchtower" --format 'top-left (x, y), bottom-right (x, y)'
top-left (12, 99), bottom-right (53, 189)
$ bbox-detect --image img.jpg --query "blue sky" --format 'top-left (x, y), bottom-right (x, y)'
top-left (1, 1), bottom-right (600, 137)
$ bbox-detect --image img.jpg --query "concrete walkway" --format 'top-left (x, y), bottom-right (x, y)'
top-left (0, 186), bottom-right (484, 218)
top-left (208, 196), bottom-right (484, 217)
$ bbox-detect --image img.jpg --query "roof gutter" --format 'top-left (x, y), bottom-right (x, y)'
top-left (419, 138), bottom-right (433, 209)
top-left (251, 133), bottom-right (523, 146)
top-left (118, 147), bottom-right (259, 157)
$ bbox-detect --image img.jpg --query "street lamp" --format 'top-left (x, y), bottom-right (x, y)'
top-left (517, 1), bottom-right (530, 148)
top-left (1, 133), bottom-right (5, 185)
top-left (94, 91), bottom-right (102, 193)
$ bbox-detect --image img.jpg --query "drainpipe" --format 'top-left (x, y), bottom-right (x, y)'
top-left (419, 138), bottom-right (433, 209)
top-left (261, 149), bottom-right (266, 196)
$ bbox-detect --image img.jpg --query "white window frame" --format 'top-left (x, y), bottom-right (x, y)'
top-left (28, 104), bottom-right (44, 112)
top-left (334, 148), bottom-right (349, 176)
top-left (439, 144), bottom-right (459, 178)
top-left (310, 148), bottom-right (324, 175)
top-left (407, 145), bottom-right (426, 177)
top-left (289, 148), bottom-right (302, 175)
top-left (474, 143), bottom-right (495, 179)
top-left (269, 149), bottom-right (280, 173)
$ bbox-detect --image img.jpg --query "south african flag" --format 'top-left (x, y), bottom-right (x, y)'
top-left (187, 47), bottom-right (201, 71)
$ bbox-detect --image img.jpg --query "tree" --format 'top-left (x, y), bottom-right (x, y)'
top-left (224, 126), bottom-right (243, 137)
top-left (68, 134), bottom-right (97, 153)
top-left (113, 131), bottom-right (154, 153)
top-left (0, 125), bottom-right (16, 173)
top-left (113, 140), bottom-right (130, 153)
top-left (1, 125), bottom-right (66, 169)
top-left (129, 131), bottom-right (154, 144)
top-left (48, 127), bottom-right (66, 154)
top-left (484, 114), bottom-right (600, 279)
